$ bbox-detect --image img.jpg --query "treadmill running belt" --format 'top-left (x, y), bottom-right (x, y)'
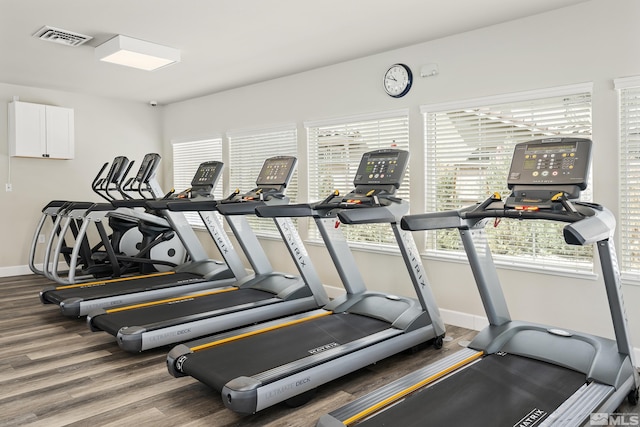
top-left (357, 353), bottom-right (586, 427)
top-left (92, 288), bottom-right (275, 335)
top-left (43, 272), bottom-right (203, 303)
top-left (181, 313), bottom-right (390, 391)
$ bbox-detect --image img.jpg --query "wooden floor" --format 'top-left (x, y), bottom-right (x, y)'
top-left (1, 275), bottom-right (637, 426)
top-left (0, 274), bottom-right (477, 427)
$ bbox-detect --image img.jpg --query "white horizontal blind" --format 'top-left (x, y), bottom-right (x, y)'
top-left (307, 112), bottom-right (410, 246)
top-left (424, 90), bottom-right (593, 273)
top-left (617, 79), bottom-right (640, 282)
top-left (172, 138), bottom-right (223, 228)
top-left (227, 126), bottom-right (297, 236)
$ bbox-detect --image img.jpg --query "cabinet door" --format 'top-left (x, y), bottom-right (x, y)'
top-left (9, 101), bottom-right (46, 157)
top-left (45, 106), bottom-right (74, 159)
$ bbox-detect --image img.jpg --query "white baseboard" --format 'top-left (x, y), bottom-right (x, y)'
top-left (440, 308), bottom-right (489, 331)
top-left (0, 264), bottom-right (34, 277)
top-left (323, 284), bottom-right (346, 300)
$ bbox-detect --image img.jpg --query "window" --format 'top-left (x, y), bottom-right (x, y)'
top-left (172, 137), bottom-right (223, 227)
top-left (227, 125), bottom-right (297, 236)
top-left (422, 84), bottom-right (594, 275)
top-left (616, 76), bottom-right (640, 284)
top-left (306, 110), bottom-right (410, 247)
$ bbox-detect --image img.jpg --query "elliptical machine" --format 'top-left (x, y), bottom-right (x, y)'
top-left (29, 156), bottom-right (133, 278)
top-left (38, 154), bottom-right (187, 284)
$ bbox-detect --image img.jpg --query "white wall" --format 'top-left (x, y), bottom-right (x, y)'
top-left (0, 82), bottom-right (163, 274)
top-left (162, 0), bottom-right (640, 346)
top-left (1, 0), bottom-right (638, 351)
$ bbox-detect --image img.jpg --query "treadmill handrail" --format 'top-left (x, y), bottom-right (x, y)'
top-left (256, 202), bottom-right (318, 218)
top-left (255, 189), bottom-right (402, 220)
top-left (337, 200), bottom-right (409, 225)
top-left (166, 199), bottom-right (218, 212)
top-left (401, 195), bottom-right (613, 247)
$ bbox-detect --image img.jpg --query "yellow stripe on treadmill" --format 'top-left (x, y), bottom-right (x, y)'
top-left (191, 310), bottom-right (333, 352)
top-left (54, 271), bottom-right (175, 290)
top-left (342, 351), bottom-right (484, 426)
top-left (105, 287), bottom-right (239, 313)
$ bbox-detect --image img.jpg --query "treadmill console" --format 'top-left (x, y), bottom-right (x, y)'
top-left (189, 161), bottom-right (223, 196)
top-left (506, 137), bottom-right (592, 207)
top-left (353, 149), bottom-right (409, 194)
top-left (508, 138), bottom-right (591, 189)
top-left (221, 156), bottom-right (297, 204)
top-left (315, 149), bottom-right (409, 209)
top-left (255, 156), bottom-right (297, 189)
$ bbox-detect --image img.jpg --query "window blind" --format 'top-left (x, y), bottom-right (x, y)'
top-left (227, 125), bottom-right (297, 236)
top-left (616, 77), bottom-right (640, 282)
top-left (306, 111), bottom-right (410, 246)
top-left (172, 138), bottom-right (223, 228)
top-left (423, 89), bottom-right (593, 274)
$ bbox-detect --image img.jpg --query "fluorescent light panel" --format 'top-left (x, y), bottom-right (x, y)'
top-left (95, 35), bottom-right (180, 71)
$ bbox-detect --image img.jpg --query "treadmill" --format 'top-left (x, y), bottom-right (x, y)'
top-left (167, 148), bottom-right (446, 414)
top-left (39, 160), bottom-right (242, 317)
top-left (88, 156), bottom-right (329, 353)
top-left (317, 138), bottom-right (639, 427)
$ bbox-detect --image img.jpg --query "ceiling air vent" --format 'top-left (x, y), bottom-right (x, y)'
top-left (33, 26), bottom-right (93, 47)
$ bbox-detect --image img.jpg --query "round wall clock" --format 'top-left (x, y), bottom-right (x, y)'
top-left (383, 63), bottom-right (413, 98)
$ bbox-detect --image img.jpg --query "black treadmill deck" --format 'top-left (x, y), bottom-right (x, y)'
top-left (357, 353), bottom-right (586, 427)
top-left (42, 272), bottom-right (204, 304)
top-left (92, 288), bottom-right (275, 335)
top-left (181, 312), bottom-right (391, 391)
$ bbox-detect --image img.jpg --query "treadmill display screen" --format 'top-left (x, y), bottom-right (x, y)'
top-left (524, 143), bottom-right (576, 153)
top-left (508, 138), bottom-right (591, 189)
top-left (191, 161), bottom-right (223, 187)
top-left (256, 156), bottom-right (297, 186)
top-left (353, 149), bottom-right (409, 188)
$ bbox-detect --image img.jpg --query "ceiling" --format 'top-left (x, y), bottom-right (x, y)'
top-left (1, 0), bottom-right (588, 105)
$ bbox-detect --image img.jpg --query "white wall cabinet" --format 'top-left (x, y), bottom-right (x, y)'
top-left (8, 101), bottom-right (74, 159)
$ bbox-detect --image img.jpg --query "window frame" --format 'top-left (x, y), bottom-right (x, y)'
top-left (615, 76), bottom-right (640, 285)
top-left (305, 109), bottom-right (410, 250)
top-left (171, 136), bottom-right (223, 229)
top-left (226, 124), bottom-right (298, 238)
top-left (421, 83), bottom-right (596, 278)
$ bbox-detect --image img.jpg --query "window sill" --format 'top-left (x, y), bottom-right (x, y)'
top-left (422, 250), bottom-right (598, 281)
top-left (304, 238), bottom-right (402, 256)
top-left (621, 274), bottom-right (640, 287)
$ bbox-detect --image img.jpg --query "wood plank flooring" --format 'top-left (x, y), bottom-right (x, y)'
top-left (0, 274), bottom-right (636, 426)
top-left (0, 274), bottom-right (477, 427)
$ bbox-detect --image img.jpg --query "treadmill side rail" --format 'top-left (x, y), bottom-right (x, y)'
top-left (539, 382), bottom-right (614, 427)
top-left (223, 326), bottom-right (435, 413)
top-left (131, 296), bottom-right (316, 352)
top-left (59, 275), bottom-right (236, 317)
top-left (318, 347), bottom-right (482, 426)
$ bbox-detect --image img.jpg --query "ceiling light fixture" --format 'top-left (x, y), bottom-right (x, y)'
top-left (95, 35), bottom-right (180, 71)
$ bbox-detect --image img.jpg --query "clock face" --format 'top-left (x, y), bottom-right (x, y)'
top-left (384, 63), bottom-right (412, 98)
